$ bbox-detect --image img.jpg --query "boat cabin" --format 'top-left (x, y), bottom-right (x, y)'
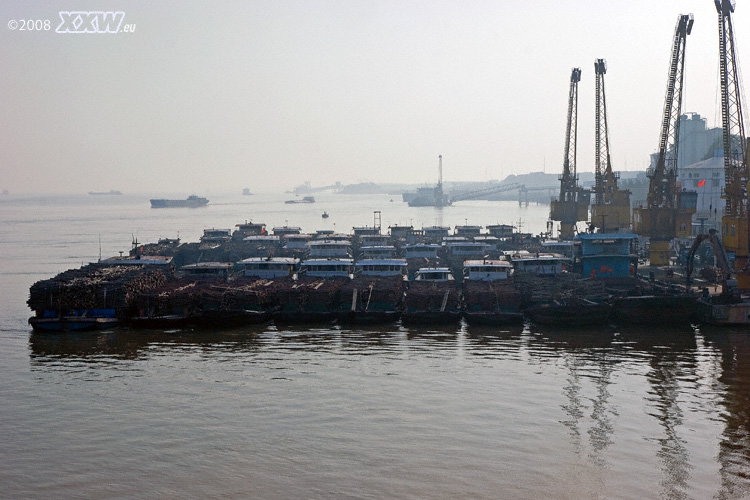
top-left (575, 233), bottom-right (638, 278)
top-left (445, 242), bottom-right (490, 257)
top-left (273, 226), bottom-right (302, 236)
top-left (201, 228), bottom-right (232, 242)
top-left (233, 221), bottom-right (266, 239)
top-left (388, 225), bottom-right (415, 241)
top-left (463, 259), bottom-right (512, 281)
top-left (352, 226), bottom-right (381, 237)
top-left (486, 224), bottom-right (515, 238)
top-left (239, 257), bottom-right (299, 278)
top-left (405, 244), bottom-right (440, 259)
top-left (299, 258), bottom-right (354, 278)
top-left (355, 258), bottom-right (408, 277)
top-left (359, 245), bottom-right (397, 259)
top-left (181, 262), bottom-right (233, 279)
top-left (283, 233), bottom-right (313, 250)
top-left (540, 240), bottom-right (576, 259)
top-left (510, 253), bottom-right (569, 276)
top-left (414, 267), bottom-right (455, 281)
top-left (359, 234), bottom-right (391, 247)
top-left (422, 226), bottom-right (450, 241)
top-left (308, 240), bottom-right (352, 258)
top-left (454, 225), bottom-right (482, 237)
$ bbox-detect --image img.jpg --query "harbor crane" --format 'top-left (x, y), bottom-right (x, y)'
top-left (632, 14), bottom-right (697, 266)
top-left (590, 59), bottom-right (630, 232)
top-left (716, 0), bottom-right (750, 289)
top-left (550, 68), bottom-right (590, 239)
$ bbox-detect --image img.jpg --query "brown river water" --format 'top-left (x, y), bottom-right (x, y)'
top-left (1, 193), bottom-right (749, 499)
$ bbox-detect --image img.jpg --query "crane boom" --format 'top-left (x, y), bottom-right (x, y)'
top-left (550, 68), bottom-right (589, 239)
top-left (590, 59), bottom-right (630, 232)
top-left (632, 14), bottom-right (695, 264)
top-left (716, 0), bottom-right (750, 288)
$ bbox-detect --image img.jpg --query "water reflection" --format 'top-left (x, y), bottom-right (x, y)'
top-left (701, 328), bottom-right (750, 499)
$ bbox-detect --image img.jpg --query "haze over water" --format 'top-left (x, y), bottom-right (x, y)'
top-left (2, 193), bottom-right (750, 499)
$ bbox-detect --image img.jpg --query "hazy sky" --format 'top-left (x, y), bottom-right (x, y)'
top-left (1, 0), bottom-right (748, 195)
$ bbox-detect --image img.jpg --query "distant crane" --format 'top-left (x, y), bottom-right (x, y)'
top-left (590, 59), bottom-right (630, 232)
top-left (632, 14), bottom-right (696, 266)
top-left (550, 68), bottom-right (590, 239)
top-left (716, 0), bottom-right (750, 288)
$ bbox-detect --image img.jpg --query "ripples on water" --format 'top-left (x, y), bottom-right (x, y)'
top-left (4, 322), bottom-right (746, 500)
top-left (3, 195), bottom-right (750, 499)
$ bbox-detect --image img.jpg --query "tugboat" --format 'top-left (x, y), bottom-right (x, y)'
top-left (322, 211), bottom-right (329, 218)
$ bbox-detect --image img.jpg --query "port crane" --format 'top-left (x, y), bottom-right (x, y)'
top-left (632, 14), bottom-right (696, 266)
top-left (716, 0), bottom-right (750, 289)
top-left (550, 68), bottom-right (590, 239)
top-left (590, 59), bottom-right (630, 232)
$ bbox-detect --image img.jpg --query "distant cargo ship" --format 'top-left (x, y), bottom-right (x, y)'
top-left (285, 196), bottom-right (315, 204)
top-left (89, 190), bottom-right (123, 195)
top-left (150, 195), bottom-right (209, 208)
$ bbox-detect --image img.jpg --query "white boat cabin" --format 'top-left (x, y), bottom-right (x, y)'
top-left (405, 244), bottom-right (440, 259)
top-left (283, 233), bottom-right (313, 250)
top-left (414, 267), bottom-right (455, 281)
top-left (359, 234), bottom-right (391, 247)
top-left (355, 258), bottom-right (408, 277)
top-left (239, 257), bottom-right (298, 278)
top-left (454, 225), bottom-right (482, 237)
top-left (181, 262), bottom-right (233, 279)
top-left (273, 226), bottom-right (302, 236)
top-left (359, 245), bottom-right (397, 259)
top-left (445, 242), bottom-right (490, 257)
top-left (308, 240), bottom-right (352, 258)
top-left (201, 228), bottom-right (232, 242)
top-left (510, 253), bottom-right (569, 276)
top-left (299, 258), bottom-right (354, 278)
top-left (463, 259), bottom-right (512, 281)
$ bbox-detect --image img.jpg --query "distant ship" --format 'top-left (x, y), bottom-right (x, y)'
top-left (89, 190), bottom-right (123, 195)
top-left (285, 196), bottom-right (315, 204)
top-left (150, 195), bottom-right (209, 208)
top-left (242, 188), bottom-right (252, 195)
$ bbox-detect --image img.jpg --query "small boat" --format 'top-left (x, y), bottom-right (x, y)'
top-left (322, 211), bottom-right (329, 218)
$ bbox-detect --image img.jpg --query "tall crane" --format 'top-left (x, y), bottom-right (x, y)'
top-left (590, 59), bottom-right (631, 232)
top-left (550, 68), bottom-right (590, 239)
top-left (632, 14), bottom-right (696, 266)
top-left (716, 0), bottom-right (750, 288)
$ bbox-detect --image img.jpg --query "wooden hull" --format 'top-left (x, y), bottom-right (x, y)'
top-left (463, 311), bottom-right (524, 326)
top-left (401, 311), bottom-right (461, 325)
top-left (611, 296), bottom-right (699, 325)
top-left (524, 302), bottom-right (611, 326)
top-left (29, 316), bottom-right (118, 332)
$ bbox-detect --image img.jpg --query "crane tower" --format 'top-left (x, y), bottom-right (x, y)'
top-left (632, 14), bottom-right (696, 266)
top-left (716, 0), bottom-right (750, 288)
top-left (550, 68), bottom-right (590, 239)
top-left (590, 59), bottom-right (631, 232)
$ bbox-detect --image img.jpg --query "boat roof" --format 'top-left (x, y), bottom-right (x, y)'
top-left (301, 258), bottom-right (354, 265)
top-left (463, 259), bottom-right (511, 267)
top-left (417, 267), bottom-right (451, 273)
top-left (575, 233), bottom-right (638, 240)
top-left (243, 235), bottom-right (280, 242)
top-left (355, 259), bottom-right (407, 266)
top-left (239, 257), bottom-right (299, 264)
top-left (181, 262), bottom-right (233, 270)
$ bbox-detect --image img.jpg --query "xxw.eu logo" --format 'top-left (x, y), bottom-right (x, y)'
top-left (56, 11), bottom-right (125, 33)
